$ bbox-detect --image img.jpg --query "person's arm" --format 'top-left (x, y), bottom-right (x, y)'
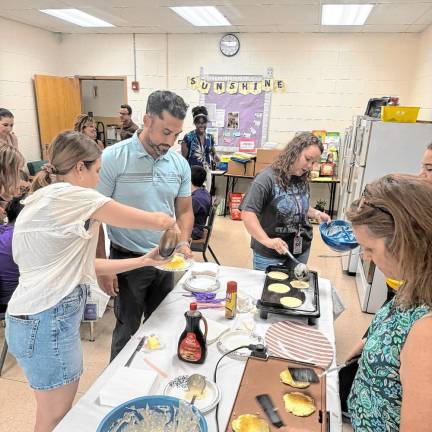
top-left (345, 338), bottom-right (366, 362)
top-left (95, 247), bottom-right (170, 275)
top-left (174, 196), bottom-right (194, 258)
top-left (91, 200), bottom-right (175, 231)
top-left (400, 316), bottom-right (432, 431)
top-left (307, 206), bottom-right (331, 223)
top-left (242, 210), bottom-right (288, 255)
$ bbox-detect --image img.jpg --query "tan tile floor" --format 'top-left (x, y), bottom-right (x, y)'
top-left (0, 216), bottom-right (371, 431)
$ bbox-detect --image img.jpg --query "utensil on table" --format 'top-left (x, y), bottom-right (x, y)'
top-left (288, 355), bottom-right (361, 384)
top-left (124, 336), bottom-right (146, 367)
top-left (187, 373), bottom-right (206, 405)
top-left (159, 228), bottom-right (178, 258)
top-left (256, 394), bottom-right (285, 428)
top-left (282, 247), bottom-right (309, 280)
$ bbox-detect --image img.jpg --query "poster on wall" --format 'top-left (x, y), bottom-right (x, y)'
top-left (203, 86), bottom-right (267, 152)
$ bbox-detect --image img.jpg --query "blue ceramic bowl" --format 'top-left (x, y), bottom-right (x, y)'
top-left (97, 395), bottom-right (208, 432)
top-left (319, 220), bottom-right (358, 252)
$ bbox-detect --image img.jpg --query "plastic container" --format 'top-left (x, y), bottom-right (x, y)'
top-left (225, 281), bottom-right (238, 319)
top-left (178, 303), bottom-right (208, 364)
top-left (381, 106), bottom-right (419, 123)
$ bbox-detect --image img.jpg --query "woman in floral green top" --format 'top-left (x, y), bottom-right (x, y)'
top-left (345, 174), bottom-right (432, 432)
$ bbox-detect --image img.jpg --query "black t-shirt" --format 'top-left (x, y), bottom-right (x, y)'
top-left (239, 167), bottom-right (313, 258)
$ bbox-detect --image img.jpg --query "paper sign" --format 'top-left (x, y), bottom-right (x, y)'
top-left (205, 103), bottom-right (216, 122)
top-left (239, 139), bottom-right (256, 153)
top-left (216, 109), bottom-right (225, 127)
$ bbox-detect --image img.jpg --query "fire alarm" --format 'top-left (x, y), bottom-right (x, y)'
top-left (131, 81), bottom-right (139, 91)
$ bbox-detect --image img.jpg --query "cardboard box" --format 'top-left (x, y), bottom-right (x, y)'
top-left (255, 162), bottom-right (272, 174)
top-left (256, 148), bottom-right (282, 164)
top-left (227, 159), bottom-right (255, 176)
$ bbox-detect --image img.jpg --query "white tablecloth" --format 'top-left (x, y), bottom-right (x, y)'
top-left (55, 266), bottom-right (342, 432)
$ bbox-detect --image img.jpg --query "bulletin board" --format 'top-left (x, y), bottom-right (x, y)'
top-left (199, 68), bottom-right (273, 153)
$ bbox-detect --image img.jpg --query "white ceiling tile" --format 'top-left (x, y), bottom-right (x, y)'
top-left (0, 0), bottom-right (431, 34)
top-left (362, 24), bottom-right (410, 32)
top-left (367, 3), bottom-right (431, 25)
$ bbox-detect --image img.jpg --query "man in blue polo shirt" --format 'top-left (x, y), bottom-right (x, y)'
top-left (96, 90), bottom-right (193, 360)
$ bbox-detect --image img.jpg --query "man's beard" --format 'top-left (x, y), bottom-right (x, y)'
top-left (147, 137), bottom-right (170, 157)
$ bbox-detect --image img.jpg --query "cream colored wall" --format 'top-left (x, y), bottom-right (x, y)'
top-left (0, 17), bottom-right (61, 161)
top-left (409, 25), bottom-right (432, 121)
top-left (0, 17), bottom-right (425, 161)
top-left (60, 32), bottom-right (417, 146)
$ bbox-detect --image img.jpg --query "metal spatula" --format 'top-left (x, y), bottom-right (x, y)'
top-left (288, 355), bottom-right (360, 384)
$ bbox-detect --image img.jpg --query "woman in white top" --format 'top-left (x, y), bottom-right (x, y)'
top-left (6, 130), bottom-right (176, 432)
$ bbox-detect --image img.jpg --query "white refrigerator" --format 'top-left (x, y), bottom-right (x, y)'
top-left (339, 116), bottom-right (432, 312)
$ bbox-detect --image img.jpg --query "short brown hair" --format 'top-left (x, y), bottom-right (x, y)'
top-left (0, 143), bottom-right (24, 199)
top-left (347, 173), bottom-right (432, 309)
top-left (32, 130), bottom-right (101, 192)
top-left (74, 114), bottom-right (94, 133)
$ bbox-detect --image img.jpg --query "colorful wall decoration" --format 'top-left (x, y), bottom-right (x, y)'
top-left (193, 69), bottom-right (277, 152)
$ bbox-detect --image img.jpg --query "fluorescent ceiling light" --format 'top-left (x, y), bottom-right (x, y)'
top-left (39, 9), bottom-right (114, 27)
top-left (321, 4), bottom-right (373, 26)
top-left (170, 6), bottom-right (230, 27)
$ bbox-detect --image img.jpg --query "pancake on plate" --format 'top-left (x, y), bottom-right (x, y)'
top-left (232, 414), bottom-right (270, 432)
top-left (162, 254), bottom-right (186, 270)
top-left (280, 369), bottom-right (310, 389)
top-left (267, 283), bottom-right (290, 294)
top-left (283, 392), bottom-right (316, 417)
top-left (280, 296), bottom-right (303, 308)
top-left (267, 271), bottom-right (289, 281)
top-left (290, 280), bottom-right (310, 289)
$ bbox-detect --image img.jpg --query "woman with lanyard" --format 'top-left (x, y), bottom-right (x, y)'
top-left (181, 106), bottom-right (219, 190)
top-left (240, 132), bottom-right (331, 271)
top-left (74, 114), bottom-right (105, 151)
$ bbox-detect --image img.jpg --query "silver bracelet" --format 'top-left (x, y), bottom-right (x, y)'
top-left (176, 240), bottom-right (190, 249)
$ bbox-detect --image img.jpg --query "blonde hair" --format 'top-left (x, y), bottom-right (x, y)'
top-left (0, 143), bottom-right (25, 199)
top-left (74, 114), bottom-right (94, 133)
top-left (272, 132), bottom-right (323, 191)
top-left (347, 173), bottom-right (432, 309)
top-left (32, 130), bottom-right (101, 192)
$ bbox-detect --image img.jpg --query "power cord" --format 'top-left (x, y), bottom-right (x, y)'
top-left (213, 344), bottom-right (266, 432)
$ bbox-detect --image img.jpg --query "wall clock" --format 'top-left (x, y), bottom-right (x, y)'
top-left (220, 33), bottom-right (240, 57)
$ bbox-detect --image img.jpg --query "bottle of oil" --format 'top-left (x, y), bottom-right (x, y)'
top-left (178, 303), bottom-right (208, 364)
top-left (225, 281), bottom-right (238, 319)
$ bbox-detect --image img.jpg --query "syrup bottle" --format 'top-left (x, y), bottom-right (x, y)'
top-left (178, 303), bottom-right (208, 364)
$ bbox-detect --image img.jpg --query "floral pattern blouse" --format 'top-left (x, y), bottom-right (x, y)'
top-left (182, 130), bottom-right (214, 168)
top-left (348, 298), bottom-right (430, 431)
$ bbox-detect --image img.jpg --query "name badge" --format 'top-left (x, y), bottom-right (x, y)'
top-left (293, 234), bottom-right (303, 255)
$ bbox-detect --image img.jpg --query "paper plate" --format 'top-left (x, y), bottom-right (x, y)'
top-left (183, 275), bottom-right (220, 293)
top-left (156, 254), bottom-right (194, 272)
top-left (265, 320), bottom-right (334, 369)
top-left (217, 329), bottom-right (264, 361)
top-left (163, 375), bottom-right (221, 413)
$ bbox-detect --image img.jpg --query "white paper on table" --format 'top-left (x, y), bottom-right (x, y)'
top-left (215, 109), bottom-right (225, 127)
top-left (99, 367), bottom-right (158, 407)
top-left (205, 103), bottom-right (216, 122)
top-left (191, 262), bottom-right (219, 277)
top-left (206, 318), bottom-right (230, 345)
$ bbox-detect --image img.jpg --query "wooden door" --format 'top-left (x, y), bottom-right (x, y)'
top-left (34, 75), bottom-right (82, 159)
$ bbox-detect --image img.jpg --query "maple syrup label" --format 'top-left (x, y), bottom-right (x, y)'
top-left (179, 332), bottom-right (202, 362)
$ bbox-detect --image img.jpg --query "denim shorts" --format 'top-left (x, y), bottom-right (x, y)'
top-left (253, 249), bottom-right (311, 272)
top-left (5, 285), bottom-right (88, 390)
